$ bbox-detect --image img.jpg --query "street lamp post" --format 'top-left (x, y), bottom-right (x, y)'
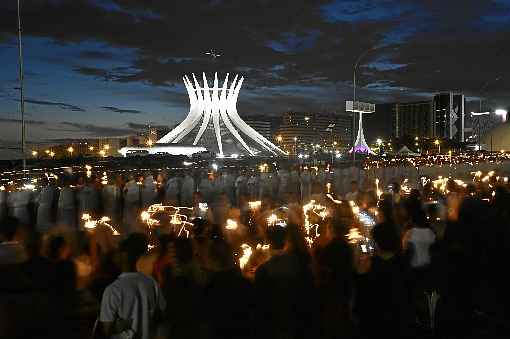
top-left (351, 46), bottom-right (391, 164)
top-left (17, 0), bottom-right (26, 170)
top-left (352, 49), bottom-right (373, 164)
top-left (434, 139), bottom-right (441, 154)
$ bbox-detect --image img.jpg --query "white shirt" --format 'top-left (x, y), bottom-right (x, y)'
top-left (345, 191), bottom-right (358, 202)
top-left (100, 272), bottom-right (166, 339)
top-left (406, 228), bottom-right (436, 268)
top-left (124, 181), bottom-right (140, 204)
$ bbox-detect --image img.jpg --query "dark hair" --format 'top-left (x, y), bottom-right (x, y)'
top-left (192, 217), bottom-right (208, 238)
top-left (120, 233), bottom-right (148, 264)
top-left (286, 223), bottom-right (310, 265)
top-left (267, 225), bottom-right (287, 250)
top-left (410, 208), bottom-right (429, 229)
top-left (372, 222), bottom-right (400, 253)
top-left (208, 238), bottom-right (234, 270)
top-left (174, 237), bottom-right (193, 264)
top-left (0, 216), bottom-right (18, 241)
top-left (48, 236), bottom-right (67, 261)
top-left (329, 217), bottom-right (349, 238)
top-left (378, 194), bottom-right (395, 224)
top-left (285, 224), bottom-right (307, 252)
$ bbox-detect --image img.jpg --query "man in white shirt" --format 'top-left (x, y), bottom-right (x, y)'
top-left (99, 234), bottom-right (166, 339)
top-left (345, 180), bottom-right (359, 202)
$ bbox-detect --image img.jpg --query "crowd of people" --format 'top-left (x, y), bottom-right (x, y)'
top-left (1, 165), bottom-right (509, 339)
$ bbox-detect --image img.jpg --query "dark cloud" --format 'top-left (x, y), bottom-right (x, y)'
top-left (79, 50), bottom-right (115, 60)
top-left (126, 122), bottom-right (169, 130)
top-left (0, 0), bottom-right (388, 88)
top-left (25, 99), bottom-right (86, 112)
top-left (55, 121), bottom-right (135, 137)
top-left (1, 1), bottom-right (509, 98)
top-left (101, 106), bottom-right (142, 114)
top-left (0, 117), bottom-right (47, 125)
top-left (73, 66), bottom-right (111, 79)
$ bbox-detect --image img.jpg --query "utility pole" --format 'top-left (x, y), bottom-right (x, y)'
top-left (17, 0), bottom-right (26, 170)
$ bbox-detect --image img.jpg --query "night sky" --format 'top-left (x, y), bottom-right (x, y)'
top-left (1, 0), bottom-right (510, 158)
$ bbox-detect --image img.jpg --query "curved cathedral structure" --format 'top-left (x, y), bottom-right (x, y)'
top-left (157, 73), bottom-right (286, 157)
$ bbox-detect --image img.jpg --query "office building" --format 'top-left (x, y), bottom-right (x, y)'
top-left (243, 116), bottom-right (273, 141)
top-left (392, 101), bottom-right (434, 138)
top-left (277, 112), bottom-right (352, 154)
top-left (432, 92), bottom-right (465, 142)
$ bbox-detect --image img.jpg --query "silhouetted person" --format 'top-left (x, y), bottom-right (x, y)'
top-left (255, 224), bottom-right (315, 339)
top-left (202, 238), bottom-right (253, 339)
top-left (313, 221), bottom-right (354, 339)
top-left (357, 222), bottom-right (413, 338)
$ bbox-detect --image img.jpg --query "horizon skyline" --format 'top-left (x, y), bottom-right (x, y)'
top-left (1, 1), bottom-right (510, 159)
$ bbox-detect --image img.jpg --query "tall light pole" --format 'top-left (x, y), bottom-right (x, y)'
top-left (353, 48), bottom-right (376, 104)
top-left (17, 0), bottom-right (26, 169)
top-left (352, 48), bottom-right (374, 164)
top-left (472, 77), bottom-right (502, 151)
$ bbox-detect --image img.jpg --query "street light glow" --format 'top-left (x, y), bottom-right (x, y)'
top-left (495, 109), bottom-right (508, 122)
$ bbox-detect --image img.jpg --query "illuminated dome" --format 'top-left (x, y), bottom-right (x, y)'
top-left (157, 73), bottom-right (285, 157)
